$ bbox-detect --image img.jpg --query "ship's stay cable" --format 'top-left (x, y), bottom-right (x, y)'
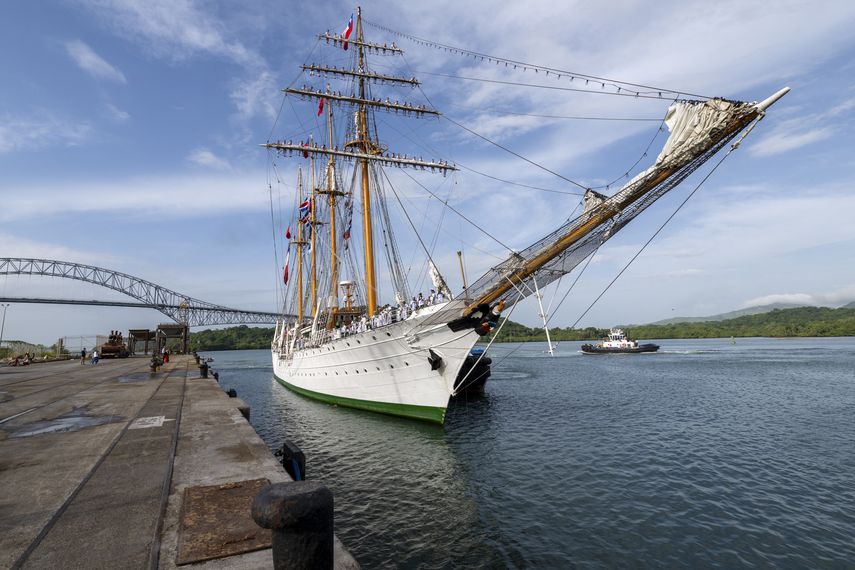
top-left (397, 46), bottom-right (688, 197)
top-left (269, 38), bottom-right (322, 142)
top-left (569, 146), bottom-right (738, 330)
top-left (399, 53), bottom-right (591, 193)
top-left (543, 247), bottom-right (599, 327)
top-left (381, 168), bottom-right (449, 279)
top-left (456, 163), bottom-right (583, 196)
top-left (592, 96), bottom-right (678, 191)
top-left (442, 101), bottom-right (664, 122)
top-left (454, 289), bottom-right (523, 394)
top-left (383, 170), bottom-right (505, 262)
top-left (441, 113), bottom-right (589, 192)
top-left (363, 19), bottom-right (710, 100)
top-left (376, 114), bottom-right (582, 196)
top-left (398, 168), bottom-right (515, 253)
top-left (420, 71), bottom-right (684, 101)
top-left (267, 153), bottom-right (282, 310)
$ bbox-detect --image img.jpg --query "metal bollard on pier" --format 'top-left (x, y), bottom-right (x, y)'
top-left (252, 481), bottom-right (334, 570)
top-left (199, 361), bottom-right (209, 378)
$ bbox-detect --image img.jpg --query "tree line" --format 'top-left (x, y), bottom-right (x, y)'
top-left (490, 306), bottom-right (855, 342)
top-left (185, 307), bottom-right (855, 350)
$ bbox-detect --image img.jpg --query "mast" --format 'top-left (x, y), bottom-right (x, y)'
top-left (295, 169), bottom-right (305, 323)
top-left (263, 7), bottom-right (458, 319)
top-left (355, 7), bottom-right (377, 316)
top-left (318, 100), bottom-right (344, 328)
top-left (310, 155), bottom-right (317, 316)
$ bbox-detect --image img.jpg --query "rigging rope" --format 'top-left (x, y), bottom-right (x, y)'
top-left (454, 289), bottom-right (523, 394)
top-left (442, 101), bottom-right (664, 122)
top-left (399, 168), bottom-right (516, 253)
top-left (419, 71), bottom-right (683, 101)
top-left (442, 114), bottom-right (589, 191)
top-left (570, 145), bottom-right (739, 330)
top-left (456, 163), bottom-right (583, 196)
top-left (590, 97), bottom-right (676, 191)
top-left (267, 152), bottom-right (282, 311)
top-left (363, 19), bottom-right (710, 99)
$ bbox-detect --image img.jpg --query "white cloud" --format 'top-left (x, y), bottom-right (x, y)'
top-left (748, 94), bottom-right (854, 157)
top-left (627, 183), bottom-right (855, 268)
top-left (0, 171), bottom-right (267, 222)
top-left (0, 233), bottom-right (113, 265)
top-left (64, 39), bottom-right (126, 84)
top-left (105, 103), bottom-right (130, 122)
top-left (0, 111), bottom-right (92, 153)
top-left (749, 126), bottom-right (834, 157)
top-left (229, 70), bottom-right (279, 121)
top-left (77, 0), bottom-right (277, 121)
top-left (740, 286), bottom-right (855, 309)
top-left (78, 0), bottom-right (261, 67)
top-left (187, 148), bottom-right (231, 170)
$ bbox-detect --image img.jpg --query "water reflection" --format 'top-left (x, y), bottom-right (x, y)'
top-left (206, 340), bottom-right (855, 568)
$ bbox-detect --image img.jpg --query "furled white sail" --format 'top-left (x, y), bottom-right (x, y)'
top-left (429, 260), bottom-right (453, 299)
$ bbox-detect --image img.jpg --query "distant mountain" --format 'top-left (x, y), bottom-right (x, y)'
top-left (650, 303), bottom-right (807, 325)
top-left (842, 301), bottom-right (855, 309)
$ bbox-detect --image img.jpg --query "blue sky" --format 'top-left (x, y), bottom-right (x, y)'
top-left (2, 0), bottom-right (854, 346)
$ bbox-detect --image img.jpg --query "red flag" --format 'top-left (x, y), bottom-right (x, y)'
top-left (285, 225), bottom-right (292, 239)
top-left (342, 14), bottom-right (353, 50)
top-left (283, 262), bottom-right (289, 285)
top-left (317, 97), bottom-right (325, 117)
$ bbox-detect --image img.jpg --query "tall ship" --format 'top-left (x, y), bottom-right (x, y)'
top-left (267, 8), bottom-right (788, 424)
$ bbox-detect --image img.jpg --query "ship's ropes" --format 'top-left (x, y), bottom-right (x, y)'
top-left (363, 19), bottom-right (711, 100)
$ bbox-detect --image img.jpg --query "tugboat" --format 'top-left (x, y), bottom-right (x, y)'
top-left (581, 329), bottom-right (659, 354)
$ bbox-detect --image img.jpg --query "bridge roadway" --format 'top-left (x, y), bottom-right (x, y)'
top-left (0, 258), bottom-right (294, 326)
top-left (0, 355), bottom-right (357, 569)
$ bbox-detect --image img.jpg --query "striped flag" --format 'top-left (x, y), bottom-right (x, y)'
top-left (342, 14), bottom-right (354, 50)
top-left (298, 198), bottom-right (311, 221)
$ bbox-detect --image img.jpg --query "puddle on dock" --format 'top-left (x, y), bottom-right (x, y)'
top-left (8, 406), bottom-right (125, 438)
top-left (118, 372), bottom-right (164, 383)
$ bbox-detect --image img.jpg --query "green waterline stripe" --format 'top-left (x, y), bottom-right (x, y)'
top-left (273, 373), bottom-right (446, 425)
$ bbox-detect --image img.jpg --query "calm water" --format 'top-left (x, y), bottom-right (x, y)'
top-left (206, 338), bottom-right (855, 568)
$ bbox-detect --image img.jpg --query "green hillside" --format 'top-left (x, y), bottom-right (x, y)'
top-left (187, 306), bottom-right (855, 351)
top-left (189, 325), bottom-right (274, 351)
top-left (491, 306), bottom-right (855, 342)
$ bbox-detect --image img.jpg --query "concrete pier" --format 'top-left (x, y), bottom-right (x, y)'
top-left (0, 355), bottom-right (357, 569)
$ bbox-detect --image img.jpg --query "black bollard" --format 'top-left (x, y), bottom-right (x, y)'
top-left (275, 440), bottom-right (306, 481)
top-left (199, 362), bottom-right (209, 378)
top-left (252, 481), bottom-right (334, 570)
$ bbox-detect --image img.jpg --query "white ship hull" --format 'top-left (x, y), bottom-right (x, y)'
top-left (271, 304), bottom-right (481, 424)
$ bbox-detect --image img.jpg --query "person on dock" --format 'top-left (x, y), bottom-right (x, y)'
top-left (163, 348), bottom-right (170, 364)
top-left (91, 350), bottom-right (99, 364)
top-left (80, 348), bottom-right (86, 364)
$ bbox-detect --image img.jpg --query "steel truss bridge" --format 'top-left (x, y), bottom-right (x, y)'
top-left (0, 258), bottom-right (287, 327)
